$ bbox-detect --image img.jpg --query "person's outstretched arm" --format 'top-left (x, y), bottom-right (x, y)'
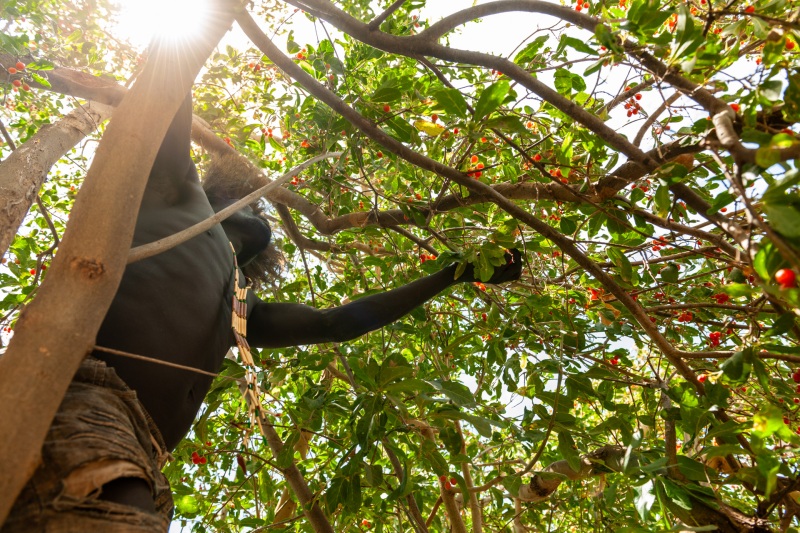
top-left (245, 250), bottom-right (522, 349)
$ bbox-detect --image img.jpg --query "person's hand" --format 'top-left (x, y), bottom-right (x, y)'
top-left (455, 249), bottom-right (522, 285)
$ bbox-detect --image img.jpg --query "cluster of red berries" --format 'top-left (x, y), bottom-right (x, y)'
top-left (466, 155), bottom-right (485, 178)
top-left (708, 331), bottom-right (722, 347)
top-left (588, 288), bottom-right (601, 301)
top-left (2, 327), bottom-right (12, 333)
top-left (712, 293), bottom-right (730, 304)
top-left (439, 474), bottom-right (458, 490)
top-left (190, 451), bottom-right (207, 465)
top-left (574, 0), bottom-right (590, 11)
top-left (419, 253), bottom-right (436, 263)
top-left (361, 519), bottom-right (372, 529)
top-left (676, 311), bottom-right (693, 323)
top-left (473, 282), bottom-right (487, 291)
top-left (8, 61), bottom-right (30, 92)
top-left (650, 236), bottom-right (668, 251)
top-left (608, 356), bottom-right (620, 365)
top-left (623, 92), bottom-right (643, 117)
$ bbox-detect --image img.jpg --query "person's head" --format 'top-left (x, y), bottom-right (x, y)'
top-left (202, 153), bottom-right (283, 286)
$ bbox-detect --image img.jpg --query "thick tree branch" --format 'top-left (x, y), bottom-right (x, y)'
top-left (0, 101), bottom-right (112, 258)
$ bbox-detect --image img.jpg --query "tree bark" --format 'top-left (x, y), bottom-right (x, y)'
top-left (0, 1), bottom-right (239, 523)
top-left (0, 101), bottom-right (112, 258)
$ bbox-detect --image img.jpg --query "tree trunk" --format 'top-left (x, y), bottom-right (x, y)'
top-left (0, 1), bottom-right (239, 523)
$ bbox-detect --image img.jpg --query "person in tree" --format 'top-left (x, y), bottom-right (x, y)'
top-left (2, 94), bottom-right (521, 532)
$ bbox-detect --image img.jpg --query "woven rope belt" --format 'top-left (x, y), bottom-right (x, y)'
top-left (230, 243), bottom-right (266, 442)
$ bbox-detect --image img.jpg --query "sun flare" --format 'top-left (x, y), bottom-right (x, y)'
top-left (111, 0), bottom-right (212, 47)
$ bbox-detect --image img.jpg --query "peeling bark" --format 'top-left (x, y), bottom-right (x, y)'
top-left (0, 101), bottom-right (112, 258)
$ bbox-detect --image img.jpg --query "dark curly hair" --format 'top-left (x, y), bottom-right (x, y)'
top-left (202, 153), bottom-right (284, 288)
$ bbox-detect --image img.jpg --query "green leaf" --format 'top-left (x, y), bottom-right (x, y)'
top-left (435, 380), bottom-right (477, 407)
top-left (756, 146), bottom-right (782, 169)
top-left (420, 439), bottom-right (449, 474)
top-left (384, 378), bottom-right (435, 394)
top-left (432, 88), bottom-right (468, 118)
top-left (325, 476), bottom-right (346, 511)
top-left (562, 36), bottom-right (598, 56)
top-left (29, 72), bottom-right (51, 87)
top-left (554, 68), bottom-right (573, 96)
top-left (558, 431), bottom-right (582, 472)
top-left (654, 184), bottom-right (671, 217)
top-left (345, 474), bottom-right (362, 513)
top-left (635, 480), bottom-right (656, 520)
top-left (371, 86), bottom-right (402, 103)
top-left (484, 115), bottom-right (528, 135)
top-left (560, 217), bottom-right (577, 235)
top-left (708, 190), bottom-right (734, 214)
top-left (25, 60), bottom-right (54, 71)
top-left (677, 456), bottom-right (710, 481)
top-left (764, 203), bottom-right (800, 238)
top-left (720, 348), bottom-right (753, 385)
top-left (753, 240), bottom-right (784, 281)
top-left (385, 116), bottom-right (417, 144)
top-left (763, 313), bottom-right (796, 338)
top-left (660, 264), bottom-right (679, 283)
top-left (660, 477), bottom-right (693, 510)
top-left (474, 80), bottom-right (510, 121)
top-left (501, 473), bottom-right (523, 496)
top-left (175, 495), bottom-right (200, 516)
top-left (607, 247), bottom-right (632, 282)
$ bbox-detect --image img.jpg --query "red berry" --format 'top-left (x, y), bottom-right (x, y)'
top-left (199, 456), bottom-right (207, 464)
top-left (11, 79), bottom-right (21, 87)
top-left (7, 67), bottom-right (16, 74)
top-left (698, 375), bottom-right (707, 383)
top-left (383, 104), bottom-right (391, 112)
top-left (431, 113), bottom-right (438, 122)
top-left (15, 61), bottom-right (24, 70)
top-left (362, 519), bottom-right (371, 528)
top-left (439, 475), bottom-right (447, 483)
top-left (376, 151), bottom-right (383, 158)
top-left (729, 103), bottom-right (740, 112)
top-left (788, 39), bottom-right (796, 50)
top-left (776, 269), bottom-right (797, 289)
top-left (453, 127), bottom-right (459, 134)
top-left (450, 477), bottom-right (457, 485)
top-left (29, 269), bottom-right (35, 275)
top-left (744, 5), bottom-right (755, 12)
top-left (481, 313), bottom-right (487, 322)
top-left (533, 154), bottom-right (542, 162)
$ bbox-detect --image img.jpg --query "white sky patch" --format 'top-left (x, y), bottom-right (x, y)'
top-left (110, 0), bottom-right (213, 47)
